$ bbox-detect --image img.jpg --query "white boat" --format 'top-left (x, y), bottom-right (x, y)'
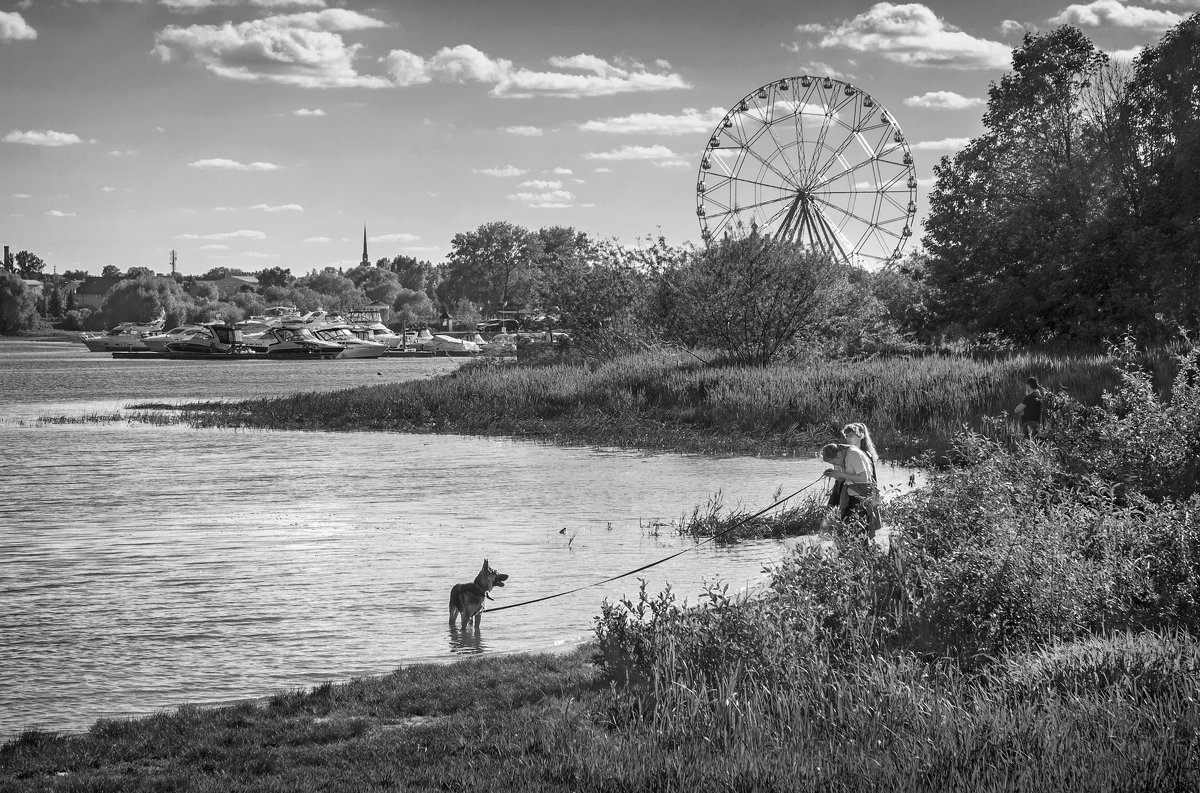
top-left (79, 314), bottom-right (166, 352)
top-left (163, 324), bottom-right (251, 355)
top-left (243, 325), bottom-right (344, 358)
top-left (142, 325), bottom-right (207, 353)
top-left (424, 334), bottom-right (481, 354)
top-left (312, 323), bottom-right (388, 359)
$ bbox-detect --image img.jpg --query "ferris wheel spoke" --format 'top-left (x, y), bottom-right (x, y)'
top-left (810, 194), bottom-right (884, 231)
top-left (811, 154), bottom-right (902, 192)
top-left (736, 141), bottom-right (802, 190)
top-left (757, 117), bottom-right (804, 187)
top-left (810, 204), bottom-right (852, 263)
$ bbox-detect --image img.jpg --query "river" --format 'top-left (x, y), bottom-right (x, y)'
top-left (0, 339), bottom-right (914, 739)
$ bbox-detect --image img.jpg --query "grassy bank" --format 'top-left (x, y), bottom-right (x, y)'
top-left (126, 348), bottom-right (1162, 459)
top-left (3, 633), bottom-right (1195, 792)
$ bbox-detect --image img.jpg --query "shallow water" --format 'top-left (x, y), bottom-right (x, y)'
top-left (0, 340), bottom-right (914, 738)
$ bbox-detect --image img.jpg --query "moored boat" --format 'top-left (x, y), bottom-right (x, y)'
top-left (312, 323), bottom-right (388, 359)
top-left (78, 314), bottom-right (167, 352)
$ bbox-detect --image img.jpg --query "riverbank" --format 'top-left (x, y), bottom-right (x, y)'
top-left (124, 348), bottom-right (1168, 460)
top-left (3, 633), bottom-right (1196, 792)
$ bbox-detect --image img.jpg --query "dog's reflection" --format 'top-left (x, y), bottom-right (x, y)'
top-left (448, 626), bottom-right (488, 654)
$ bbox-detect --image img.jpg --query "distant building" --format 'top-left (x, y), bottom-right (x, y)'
top-left (21, 279), bottom-right (44, 296)
top-left (211, 275), bottom-right (259, 293)
top-left (361, 226), bottom-right (369, 267)
top-left (75, 276), bottom-right (124, 310)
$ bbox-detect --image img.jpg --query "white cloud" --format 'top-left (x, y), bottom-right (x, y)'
top-left (162, 0), bottom-right (327, 10)
top-left (108, 149), bottom-right (138, 157)
top-left (198, 244), bottom-right (231, 250)
top-left (593, 167), bottom-right (613, 173)
top-left (101, 186), bottom-right (115, 192)
top-left (178, 229), bottom-right (268, 240)
top-left (473, 165), bottom-right (528, 177)
top-left (1049, 0), bottom-right (1182, 29)
top-left (552, 167), bottom-right (573, 175)
top-left (189, 158), bottom-right (282, 171)
top-left (0, 10), bottom-right (36, 40)
top-left (4, 129), bottom-right (83, 147)
top-left (584, 144), bottom-right (681, 161)
top-left (815, 3), bottom-right (1012, 69)
top-left (903, 91), bottom-right (984, 109)
top-left (12, 193), bottom-right (31, 198)
top-left (385, 45), bottom-right (690, 98)
top-left (153, 10), bottom-right (392, 89)
top-left (293, 108), bottom-right (326, 116)
top-left (508, 189), bottom-right (575, 208)
top-left (910, 137), bottom-right (970, 150)
top-left (370, 232), bottom-right (421, 242)
top-left (652, 159), bottom-right (692, 168)
top-left (500, 125), bottom-right (543, 136)
top-left (579, 107), bottom-right (726, 136)
top-left (795, 22), bottom-right (827, 33)
top-left (250, 203), bottom-right (303, 211)
top-left (517, 180), bottom-right (562, 190)
top-left (999, 19), bottom-right (1032, 35)
top-left (304, 236), bottom-right (331, 242)
top-left (1109, 44), bottom-right (1144, 60)
top-left (46, 210), bottom-right (76, 218)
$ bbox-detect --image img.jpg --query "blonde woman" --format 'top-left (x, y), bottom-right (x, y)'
top-left (841, 423), bottom-right (879, 485)
top-left (820, 442), bottom-right (875, 523)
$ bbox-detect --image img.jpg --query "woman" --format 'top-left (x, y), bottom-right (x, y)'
top-left (820, 442), bottom-right (875, 525)
top-left (842, 422), bottom-right (879, 485)
top-left (1013, 376), bottom-right (1044, 439)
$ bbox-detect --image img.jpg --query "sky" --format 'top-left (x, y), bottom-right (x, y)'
top-left (0, 0), bottom-right (1188, 277)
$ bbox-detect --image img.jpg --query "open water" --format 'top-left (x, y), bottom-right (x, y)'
top-left (0, 339), bottom-right (915, 739)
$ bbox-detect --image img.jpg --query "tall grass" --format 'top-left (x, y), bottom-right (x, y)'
top-left (131, 349), bottom-right (1160, 459)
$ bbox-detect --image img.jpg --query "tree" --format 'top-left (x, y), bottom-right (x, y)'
top-left (293, 270), bottom-right (368, 311)
top-left (535, 238), bottom-right (653, 354)
top-left (663, 231), bottom-right (847, 366)
top-left (100, 276), bottom-right (190, 327)
top-left (200, 266), bottom-right (247, 280)
top-left (392, 288), bottom-right (435, 324)
top-left (48, 286), bottom-right (63, 317)
top-left (100, 265), bottom-right (122, 278)
top-left (62, 269), bottom-right (89, 282)
top-left (0, 271), bottom-right (41, 334)
top-left (256, 266), bottom-right (293, 290)
top-left (924, 26), bottom-right (1112, 342)
top-left (385, 255), bottom-right (437, 293)
top-left (13, 250), bottom-right (45, 279)
top-left (443, 221), bottom-right (541, 313)
top-left (1123, 13), bottom-right (1200, 331)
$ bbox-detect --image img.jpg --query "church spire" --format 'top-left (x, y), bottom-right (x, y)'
top-left (361, 226), bottom-right (369, 266)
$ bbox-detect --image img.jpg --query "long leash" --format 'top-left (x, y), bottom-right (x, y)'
top-left (487, 476), bottom-right (826, 615)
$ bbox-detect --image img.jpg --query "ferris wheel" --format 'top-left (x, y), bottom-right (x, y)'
top-left (696, 76), bottom-right (917, 266)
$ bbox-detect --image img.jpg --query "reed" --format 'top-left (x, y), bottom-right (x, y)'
top-left (129, 349), bottom-right (1160, 460)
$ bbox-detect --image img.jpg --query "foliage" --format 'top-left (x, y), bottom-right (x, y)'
top-left (923, 17), bottom-right (1200, 344)
top-left (99, 276), bottom-right (189, 327)
top-left (442, 221), bottom-right (541, 313)
top-left (255, 266), bottom-right (293, 289)
top-left (8, 250), bottom-right (46, 279)
top-left (662, 231), bottom-right (848, 365)
top-left (0, 270), bottom-right (39, 334)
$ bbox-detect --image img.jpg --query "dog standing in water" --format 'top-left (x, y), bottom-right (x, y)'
top-left (448, 559), bottom-right (509, 630)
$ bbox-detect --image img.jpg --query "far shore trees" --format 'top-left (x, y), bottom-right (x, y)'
top-left (0, 271), bottom-right (39, 334)
top-left (662, 231), bottom-right (847, 366)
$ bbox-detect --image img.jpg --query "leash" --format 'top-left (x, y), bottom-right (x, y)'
top-left (487, 476), bottom-right (825, 615)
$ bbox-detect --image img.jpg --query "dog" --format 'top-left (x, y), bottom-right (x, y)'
top-left (448, 559), bottom-right (509, 631)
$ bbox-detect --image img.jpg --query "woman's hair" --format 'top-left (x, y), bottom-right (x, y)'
top-left (820, 443), bottom-right (843, 462)
top-left (841, 422), bottom-right (879, 460)
top-left (1026, 376), bottom-right (1042, 390)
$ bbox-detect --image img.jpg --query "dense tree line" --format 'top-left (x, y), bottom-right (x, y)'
top-left (924, 17), bottom-right (1200, 344)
